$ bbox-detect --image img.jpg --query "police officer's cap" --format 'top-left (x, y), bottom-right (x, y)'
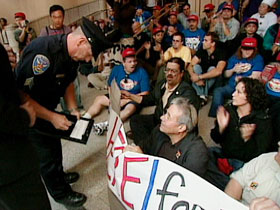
top-left (81, 17), bottom-right (112, 58)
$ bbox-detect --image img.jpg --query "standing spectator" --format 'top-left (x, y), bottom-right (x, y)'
top-left (201, 4), bottom-right (216, 33)
top-left (39, 5), bottom-right (71, 36)
top-left (182, 14), bottom-right (206, 56)
top-left (251, 0), bottom-right (277, 37)
top-left (187, 32), bottom-right (227, 106)
top-left (14, 12), bottom-right (36, 54)
top-left (0, 18), bottom-right (8, 45)
top-left (209, 37), bottom-right (264, 117)
top-left (210, 3), bottom-right (240, 43)
top-left (39, 4), bottom-right (84, 115)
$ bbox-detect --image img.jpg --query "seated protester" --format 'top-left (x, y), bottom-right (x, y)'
top-left (150, 5), bottom-right (166, 29)
top-left (178, 3), bottom-right (200, 30)
top-left (209, 3), bottom-right (240, 43)
top-left (261, 62), bottom-right (280, 150)
top-left (98, 19), bottom-right (110, 35)
top-left (225, 18), bottom-right (264, 59)
top-left (139, 27), bottom-right (168, 81)
top-left (201, 4), bottom-right (216, 33)
top-left (164, 25), bottom-right (177, 47)
top-left (224, 144), bottom-right (280, 206)
top-left (209, 37), bottom-right (264, 117)
top-left (122, 57), bottom-right (200, 145)
top-left (182, 14), bottom-right (206, 56)
top-left (249, 197), bottom-right (280, 210)
top-left (263, 15), bottom-right (280, 63)
top-left (251, 0), bottom-right (277, 37)
top-left (156, 32), bottom-right (192, 82)
top-left (132, 22), bottom-right (150, 58)
top-left (187, 32), bottom-right (227, 106)
top-left (163, 11), bottom-right (184, 32)
top-left (87, 49), bottom-right (113, 90)
top-left (217, 0), bottom-right (240, 17)
top-left (125, 97), bottom-right (209, 178)
top-left (205, 78), bottom-right (273, 190)
top-left (133, 6), bottom-right (152, 30)
top-left (83, 48), bottom-right (150, 135)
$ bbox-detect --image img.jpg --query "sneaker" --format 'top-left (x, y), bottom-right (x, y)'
top-left (93, 121), bottom-right (109, 135)
top-left (199, 95), bottom-right (208, 107)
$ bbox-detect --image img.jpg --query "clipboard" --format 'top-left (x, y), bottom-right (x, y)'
top-left (33, 112), bottom-right (94, 144)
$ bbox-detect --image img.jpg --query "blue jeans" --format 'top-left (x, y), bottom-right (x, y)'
top-left (208, 84), bottom-right (235, 117)
top-left (192, 65), bottom-right (216, 96)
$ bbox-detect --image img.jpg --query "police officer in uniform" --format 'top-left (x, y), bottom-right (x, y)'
top-left (16, 17), bottom-right (112, 207)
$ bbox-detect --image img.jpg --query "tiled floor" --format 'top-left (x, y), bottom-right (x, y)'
top-left (48, 73), bottom-right (216, 210)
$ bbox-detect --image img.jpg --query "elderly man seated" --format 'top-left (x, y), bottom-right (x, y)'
top-left (224, 142), bottom-right (280, 207)
top-left (125, 97), bottom-right (209, 178)
top-left (83, 48), bottom-right (150, 135)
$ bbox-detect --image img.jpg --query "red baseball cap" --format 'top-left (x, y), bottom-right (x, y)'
top-left (122, 48), bottom-right (136, 58)
top-left (203, 4), bottom-right (215, 12)
top-left (14, 12), bottom-right (26, 20)
top-left (153, 27), bottom-right (164, 35)
top-left (241, 37), bottom-right (257, 48)
top-left (153, 5), bottom-right (161, 11)
top-left (187, 14), bottom-right (199, 22)
top-left (169, 11), bottom-right (178, 17)
top-left (222, 3), bottom-right (234, 11)
top-left (244, 18), bottom-right (259, 28)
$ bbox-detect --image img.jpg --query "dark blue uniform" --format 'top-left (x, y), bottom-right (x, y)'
top-left (16, 34), bottom-right (78, 200)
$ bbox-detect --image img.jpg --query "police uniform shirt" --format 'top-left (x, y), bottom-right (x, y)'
top-left (16, 34), bottom-right (78, 111)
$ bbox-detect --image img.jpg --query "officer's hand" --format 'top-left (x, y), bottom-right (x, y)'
top-left (20, 101), bottom-right (36, 127)
top-left (51, 113), bottom-right (72, 130)
top-left (70, 109), bottom-right (81, 120)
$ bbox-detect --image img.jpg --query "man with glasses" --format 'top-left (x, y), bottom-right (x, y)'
top-left (187, 32), bottom-right (227, 106)
top-left (156, 32), bottom-right (191, 82)
top-left (122, 57), bottom-right (199, 147)
top-left (125, 97), bottom-right (208, 178)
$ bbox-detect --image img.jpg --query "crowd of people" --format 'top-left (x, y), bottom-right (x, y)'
top-left (1, 0), bottom-right (280, 209)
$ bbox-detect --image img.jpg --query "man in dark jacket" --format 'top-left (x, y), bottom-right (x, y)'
top-left (125, 97), bottom-right (209, 178)
top-left (121, 57), bottom-right (200, 145)
top-left (0, 44), bottom-right (51, 209)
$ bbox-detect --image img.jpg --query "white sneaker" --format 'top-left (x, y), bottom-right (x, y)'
top-left (93, 121), bottom-right (109, 135)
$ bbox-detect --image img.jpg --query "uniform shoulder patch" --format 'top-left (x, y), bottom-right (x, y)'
top-left (32, 54), bottom-right (50, 75)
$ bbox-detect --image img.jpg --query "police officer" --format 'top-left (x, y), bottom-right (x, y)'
top-left (16, 17), bottom-right (112, 207)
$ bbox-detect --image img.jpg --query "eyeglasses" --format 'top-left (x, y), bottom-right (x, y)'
top-left (164, 68), bottom-right (180, 74)
top-left (172, 39), bottom-right (181, 42)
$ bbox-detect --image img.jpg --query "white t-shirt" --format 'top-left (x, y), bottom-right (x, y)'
top-left (251, 12), bottom-right (277, 37)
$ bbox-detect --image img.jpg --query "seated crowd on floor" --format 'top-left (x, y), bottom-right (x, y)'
top-left (1, 0), bottom-right (280, 208)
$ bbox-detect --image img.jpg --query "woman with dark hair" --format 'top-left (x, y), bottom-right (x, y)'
top-left (205, 77), bottom-right (273, 190)
top-left (209, 37), bottom-right (264, 117)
